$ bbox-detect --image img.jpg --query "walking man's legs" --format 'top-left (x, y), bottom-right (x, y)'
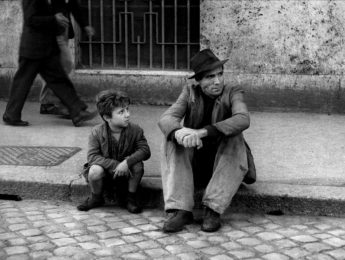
top-left (3, 57), bottom-right (41, 126)
top-left (39, 54), bottom-right (94, 126)
top-left (39, 35), bottom-right (72, 117)
top-left (40, 86), bottom-right (68, 116)
top-left (3, 54), bottom-right (95, 126)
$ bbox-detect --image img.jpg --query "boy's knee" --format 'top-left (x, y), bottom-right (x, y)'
top-left (130, 162), bottom-right (144, 176)
top-left (88, 165), bottom-right (105, 182)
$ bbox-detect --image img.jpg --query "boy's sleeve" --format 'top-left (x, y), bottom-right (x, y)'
top-left (87, 128), bottom-right (119, 172)
top-left (126, 127), bottom-right (151, 168)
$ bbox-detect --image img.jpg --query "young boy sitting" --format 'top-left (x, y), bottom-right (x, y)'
top-left (77, 90), bottom-right (151, 213)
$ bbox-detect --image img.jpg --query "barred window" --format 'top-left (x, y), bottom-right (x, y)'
top-left (77, 0), bottom-right (200, 70)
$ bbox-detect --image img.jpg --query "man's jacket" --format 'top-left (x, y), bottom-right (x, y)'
top-left (158, 84), bottom-right (255, 183)
top-left (20, 0), bottom-right (63, 59)
top-left (158, 84), bottom-right (250, 138)
top-left (87, 122), bottom-right (151, 173)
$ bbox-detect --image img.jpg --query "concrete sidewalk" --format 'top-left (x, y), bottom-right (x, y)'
top-left (1, 101), bottom-right (345, 216)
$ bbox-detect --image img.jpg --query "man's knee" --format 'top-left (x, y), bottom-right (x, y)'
top-left (88, 165), bottom-right (105, 182)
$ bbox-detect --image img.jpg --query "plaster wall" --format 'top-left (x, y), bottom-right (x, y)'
top-left (200, 0), bottom-right (345, 113)
top-left (1, 0), bottom-right (345, 113)
top-left (201, 0), bottom-right (345, 76)
top-left (0, 0), bottom-right (22, 68)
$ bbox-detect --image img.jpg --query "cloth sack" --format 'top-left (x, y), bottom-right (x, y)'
top-left (56, 31), bottom-right (73, 74)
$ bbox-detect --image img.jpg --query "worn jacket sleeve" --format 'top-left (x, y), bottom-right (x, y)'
top-left (87, 129), bottom-right (119, 172)
top-left (158, 85), bottom-right (189, 138)
top-left (126, 127), bottom-right (151, 167)
top-left (23, 0), bottom-right (59, 31)
top-left (213, 87), bottom-right (250, 136)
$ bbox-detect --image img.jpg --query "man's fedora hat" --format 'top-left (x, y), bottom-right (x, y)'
top-left (189, 49), bottom-right (229, 79)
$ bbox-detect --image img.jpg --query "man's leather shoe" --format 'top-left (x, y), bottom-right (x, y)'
top-left (72, 110), bottom-right (97, 127)
top-left (201, 206), bottom-right (221, 232)
top-left (40, 104), bottom-right (70, 117)
top-left (163, 209), bottom-right (193, 233)
top-left (3, 115), bottom-right (29, 126)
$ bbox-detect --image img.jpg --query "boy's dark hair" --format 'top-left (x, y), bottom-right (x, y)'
top-left (96, 90), bottom-right (130, 119)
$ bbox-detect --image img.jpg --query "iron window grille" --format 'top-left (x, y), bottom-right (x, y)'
top-left (77, 0), bottom-right (200, 71)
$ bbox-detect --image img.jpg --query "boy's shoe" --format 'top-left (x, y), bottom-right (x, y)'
top-left (201, 206), bottom-right (221, 232)
top-left (163, 209), bottom-right (193, 233)
top-left (77, 196), bottom-right (105, 211)
top-left (127, 192), bottom-right (142, 214)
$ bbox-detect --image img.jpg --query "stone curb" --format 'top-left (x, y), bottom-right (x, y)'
top-left (2, 178), bottom-right (345, 217)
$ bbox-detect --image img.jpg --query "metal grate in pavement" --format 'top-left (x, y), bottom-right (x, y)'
top-left (0, 146), bottom-right (81, 166)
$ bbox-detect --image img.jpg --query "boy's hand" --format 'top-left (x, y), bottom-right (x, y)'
top-left (113, 160), bottom-right (131, 179)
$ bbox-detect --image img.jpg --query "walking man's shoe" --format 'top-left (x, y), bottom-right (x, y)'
top-left (163, 209), bottom-right (193, 233)
top-left (3, 115), bottom-right (29, 126)
top-left (77, 195), bottom-right (105, 211)
top-left (40, 104), bottom-right (70, 117)
top-left (72, 110), bottom-right (98, 127)
top-left (201, 206), bottom-right (221, 232)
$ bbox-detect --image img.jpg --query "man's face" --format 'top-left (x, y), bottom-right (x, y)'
top-left (105, 106), bottom-right (130, 129)
top-left (198, 66), bottom-right (224, 98)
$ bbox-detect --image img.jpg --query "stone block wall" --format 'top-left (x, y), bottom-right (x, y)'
top-left (0, 0), bottom-right (22, 68)
top-left (201, 0), bottom-right (345, 75)
top-left (200, 0), bottom-right (345, 113)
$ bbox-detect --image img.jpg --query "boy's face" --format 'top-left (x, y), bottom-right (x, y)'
top-left (105, 106), bottom-right (130, 129)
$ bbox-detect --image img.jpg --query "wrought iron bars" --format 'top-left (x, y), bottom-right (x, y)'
top-left (78, 0), bottom-right (200, 70)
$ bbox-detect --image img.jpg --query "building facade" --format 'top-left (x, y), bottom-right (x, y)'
top-left (1, 0), bottom-right (345, 113)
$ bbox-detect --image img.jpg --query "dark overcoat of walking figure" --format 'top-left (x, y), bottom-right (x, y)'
top-left (158, 49), bottom-right (255, 233)
top-left (39, 0), bottom-right (95, 117)
top-left (3, 0), bottom-right (96, 127)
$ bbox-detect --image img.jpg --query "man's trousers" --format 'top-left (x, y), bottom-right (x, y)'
top-left (4, 54), bottom-right (86, 121)
top-left (161, 135), bottom-right (248, 214)
top-left (40, 34), bottom-right (74, 106)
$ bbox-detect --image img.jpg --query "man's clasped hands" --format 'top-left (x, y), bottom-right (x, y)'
top-left (174, 127), bottom-right (208, 149)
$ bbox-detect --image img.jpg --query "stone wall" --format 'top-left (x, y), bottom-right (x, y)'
top-left (201, 0), bottom-right (345, 75)
top-left (200, 0), bottom-right (345, 113)
top-left (0, 0), bottom-right (22, 68)
top-left (1, 0), bottom-right (345, 113)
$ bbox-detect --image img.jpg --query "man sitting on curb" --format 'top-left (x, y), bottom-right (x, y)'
top-left (158, 49), bottom-right (253, 233)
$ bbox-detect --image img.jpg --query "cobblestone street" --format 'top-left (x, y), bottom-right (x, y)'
top-left (1, 200), bottom-right (345, 259)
